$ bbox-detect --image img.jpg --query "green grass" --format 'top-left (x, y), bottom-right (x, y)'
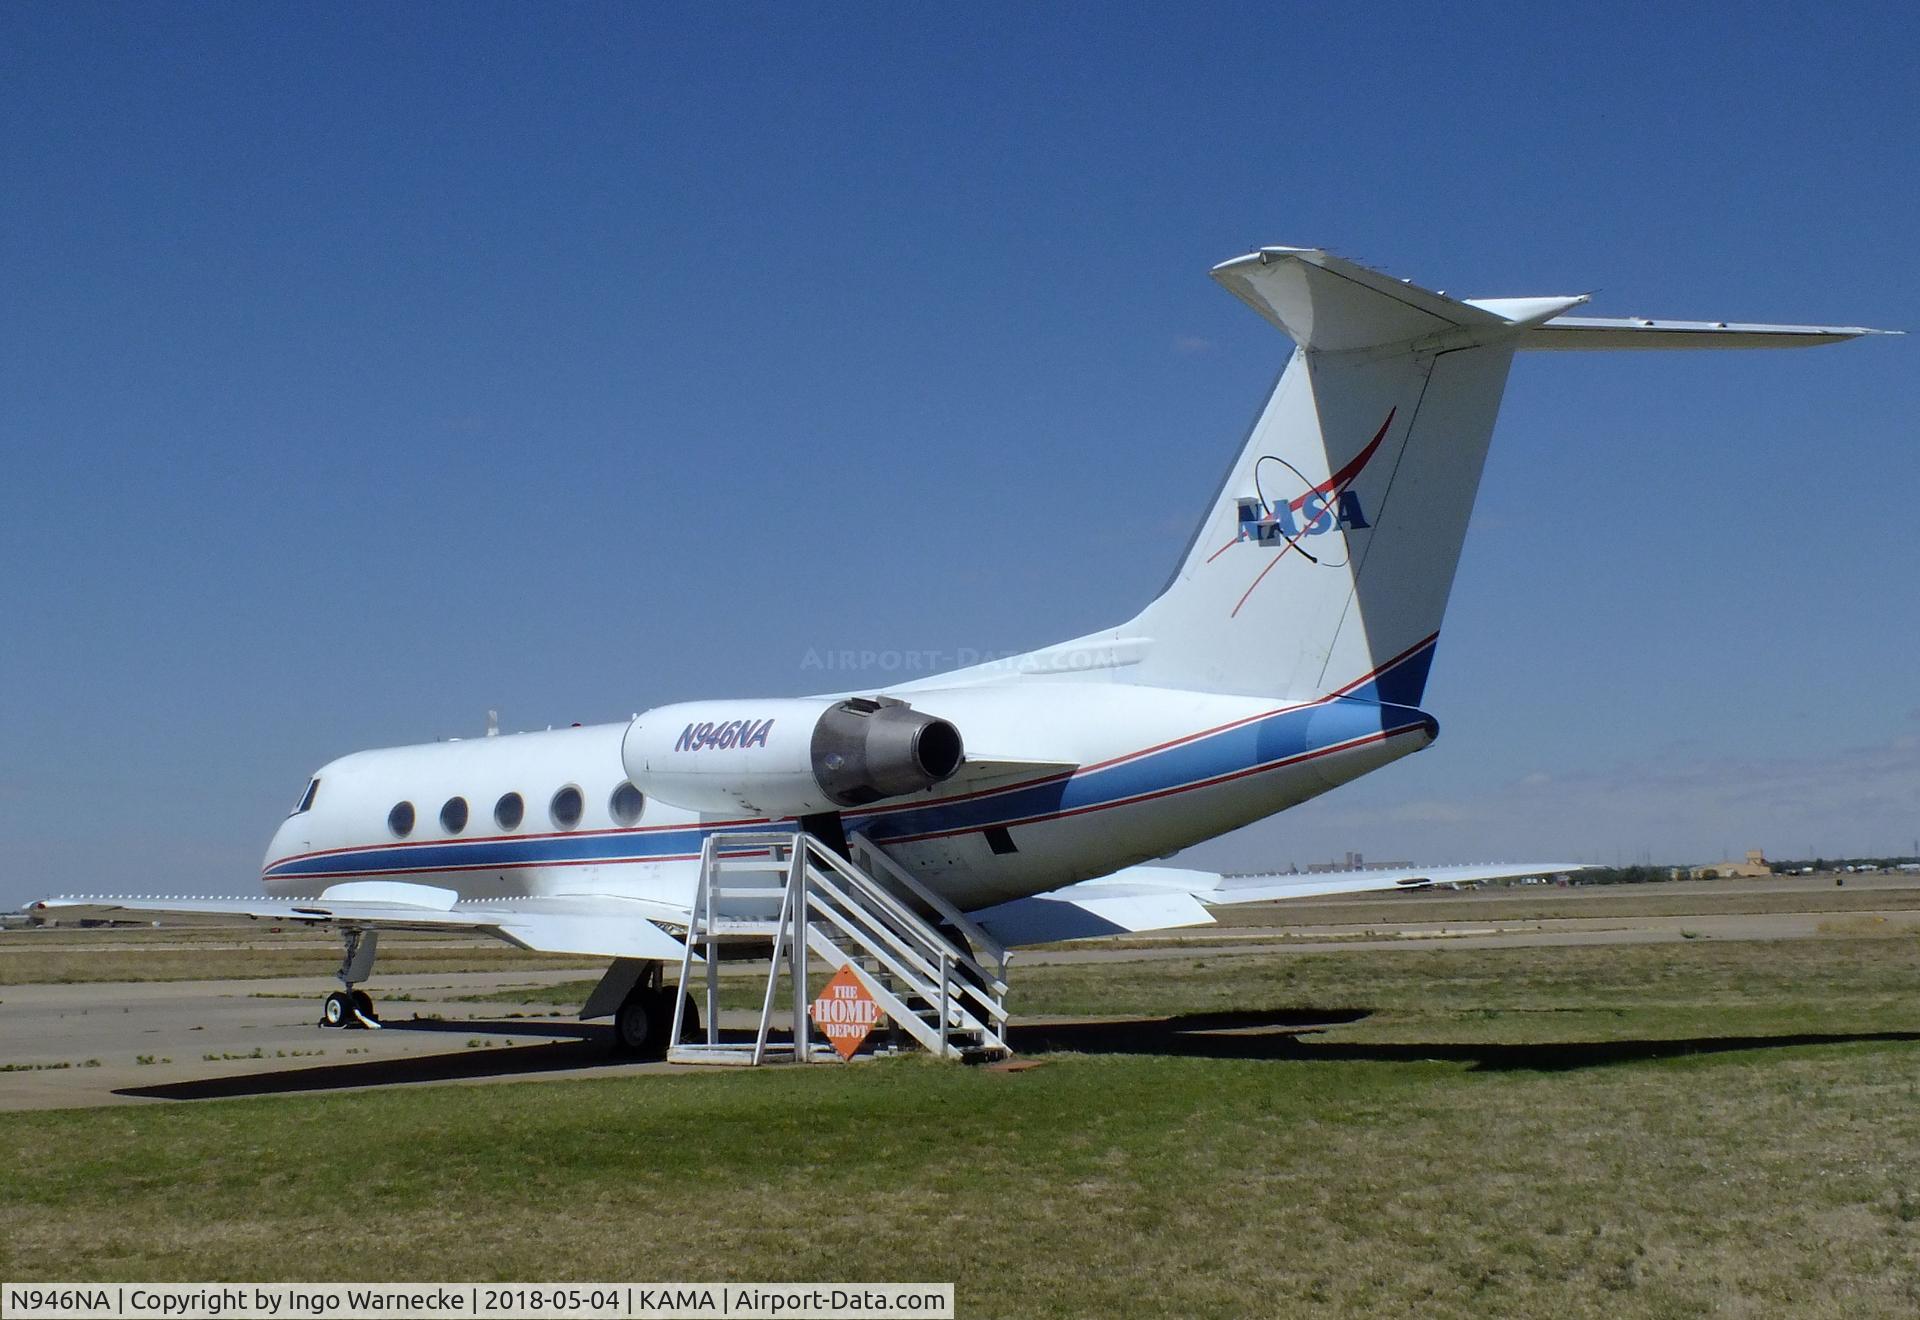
top-left (0, 929), bottom-right (601, 984)
top-left (1016, 935), bottom-right (1920, 1034)
top-left (464, 935), bottom-right (1920, 1046)
top-left (6, 937), bottom-right (1920, 1315)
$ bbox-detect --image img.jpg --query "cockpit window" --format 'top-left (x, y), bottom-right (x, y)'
top-left (290, 778), bottom-right (321, 816)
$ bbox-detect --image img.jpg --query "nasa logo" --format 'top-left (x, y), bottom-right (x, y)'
top-left (1213, 408), bottom-right (1398, 620)
top-left (1232, 407), bottom-right (1394, 556)
top-left (674, 718), bottom-right (775, 752)
top-left (1236, 489), bottom-right (1370, 542)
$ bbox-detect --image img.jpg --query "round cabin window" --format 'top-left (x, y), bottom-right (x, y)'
top-left (550, 785), bottom-right (584, 830)
top-left (609, 781), bottom-right (645, 826)
top-left (387, 801), bottom-right (416, 838)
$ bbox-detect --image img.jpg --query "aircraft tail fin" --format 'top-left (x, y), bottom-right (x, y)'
top-left (1121, 247), bottom-right (1886, 704)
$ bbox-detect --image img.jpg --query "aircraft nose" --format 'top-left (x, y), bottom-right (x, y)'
top-left (262, 814), bottom-right (307, 882)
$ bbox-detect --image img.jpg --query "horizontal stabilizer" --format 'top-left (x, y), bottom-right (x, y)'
top-left (1211, 247), bottom-right (1507, 352)
top-left (1519, 317), bottom-right (1897, 351)
top-left (1213, 247), bottom-right (1897, 354)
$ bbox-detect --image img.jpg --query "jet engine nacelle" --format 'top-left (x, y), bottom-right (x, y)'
top-left (621, 696), bottom-right (965, 817)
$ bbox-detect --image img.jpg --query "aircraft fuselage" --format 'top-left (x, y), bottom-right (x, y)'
top-left (263, 668), bottom-right (1437, 913)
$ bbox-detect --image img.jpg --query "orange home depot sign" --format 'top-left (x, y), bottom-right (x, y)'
top-left (811, 964), bottom-right (883, 1061)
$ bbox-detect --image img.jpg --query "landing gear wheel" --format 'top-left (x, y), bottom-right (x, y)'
top-left (612, 988), bottom-right (660, 1058)
top-left (674, 990), bottom-right (700, 1044)
top-left (322, 990), bottom-right (355, 1029)
top-left (351, 990), bottom-right (377, 1023)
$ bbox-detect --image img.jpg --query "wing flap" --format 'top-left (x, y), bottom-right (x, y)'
top-left (971, 885), bottom-right (1216, 947)
top-left (493, 914), bottom-right (687, 961)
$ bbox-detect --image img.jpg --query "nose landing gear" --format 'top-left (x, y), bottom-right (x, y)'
top-left (319, 930), bottom-right (382, 1029)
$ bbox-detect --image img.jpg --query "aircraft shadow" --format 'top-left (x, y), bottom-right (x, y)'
top-left (113, 1009), bottom-right (1920, 1100)
top-left (1008, 1008), bottom-right (1920, 1072)
top-left (378, 1014), bottom-right (604, 1041)
top-left (114, 1017), bottom-right (629, 1101)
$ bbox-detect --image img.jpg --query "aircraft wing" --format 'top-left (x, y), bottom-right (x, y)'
top-left (968, 861), bottom-right (1589, 947)
top-left (27, 884), bottom-right (693, 962)
top-left (1193, 861), bottom-right (1592, 904)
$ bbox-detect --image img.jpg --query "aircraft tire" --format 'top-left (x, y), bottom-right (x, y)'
top-left (612, 988), bottom-right (661, 1058)
top-left (322, 990), bottom-right (354, 1029)
top-left (351, 989), bottom-right (377, 1022)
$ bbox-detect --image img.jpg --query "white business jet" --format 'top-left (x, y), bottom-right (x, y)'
top-left (34, 248), bottom-right (1893, 1054)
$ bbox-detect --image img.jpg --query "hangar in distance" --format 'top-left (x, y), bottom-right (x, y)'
top-left (35, 247), bottom-right (1894, 1055)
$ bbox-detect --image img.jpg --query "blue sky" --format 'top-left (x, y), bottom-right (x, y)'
top-left (2, 4), bottom-right (1915, 905)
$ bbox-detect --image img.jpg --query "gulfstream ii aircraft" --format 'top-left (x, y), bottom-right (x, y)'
top-left (35, 247), bottom-right (1892, 1054)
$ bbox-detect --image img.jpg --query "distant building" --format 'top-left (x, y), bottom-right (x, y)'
top-left (1698, 849), bottom-right (1772, 879)
top-left (1296, 852), bottom-right (1411, 874)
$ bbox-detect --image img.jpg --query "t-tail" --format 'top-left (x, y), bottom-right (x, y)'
top-left (1120, 246), bottom-right (1893, 704)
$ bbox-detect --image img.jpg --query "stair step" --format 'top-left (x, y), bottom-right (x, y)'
top-left (699, 921), bottom-right (785, 937)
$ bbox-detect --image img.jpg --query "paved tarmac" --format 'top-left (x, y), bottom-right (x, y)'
top-left (0, 969), bottom-right (642, 1111)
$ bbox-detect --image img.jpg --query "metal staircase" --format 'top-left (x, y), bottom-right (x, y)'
top-left (667, 830), bottom-right (1011, 1065)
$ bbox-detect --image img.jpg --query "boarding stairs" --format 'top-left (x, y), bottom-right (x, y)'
top-left (666, 830), bottom-right (1012, 1065)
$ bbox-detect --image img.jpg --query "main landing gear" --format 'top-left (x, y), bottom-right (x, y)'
top-left (612, 983), bottom-right (700, 1059)
top-left (320, 930), bottom-right (382, 1029)
top-left (583, 959), bottom-right (699, 1059)
top-left (610, 982), bottom-right (702, 1059)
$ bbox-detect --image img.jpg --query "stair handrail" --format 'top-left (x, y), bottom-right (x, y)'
top-left (809, 840), bottom-right (1008, 996)
top-left (850, 832), bottom-right (1009, 972)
